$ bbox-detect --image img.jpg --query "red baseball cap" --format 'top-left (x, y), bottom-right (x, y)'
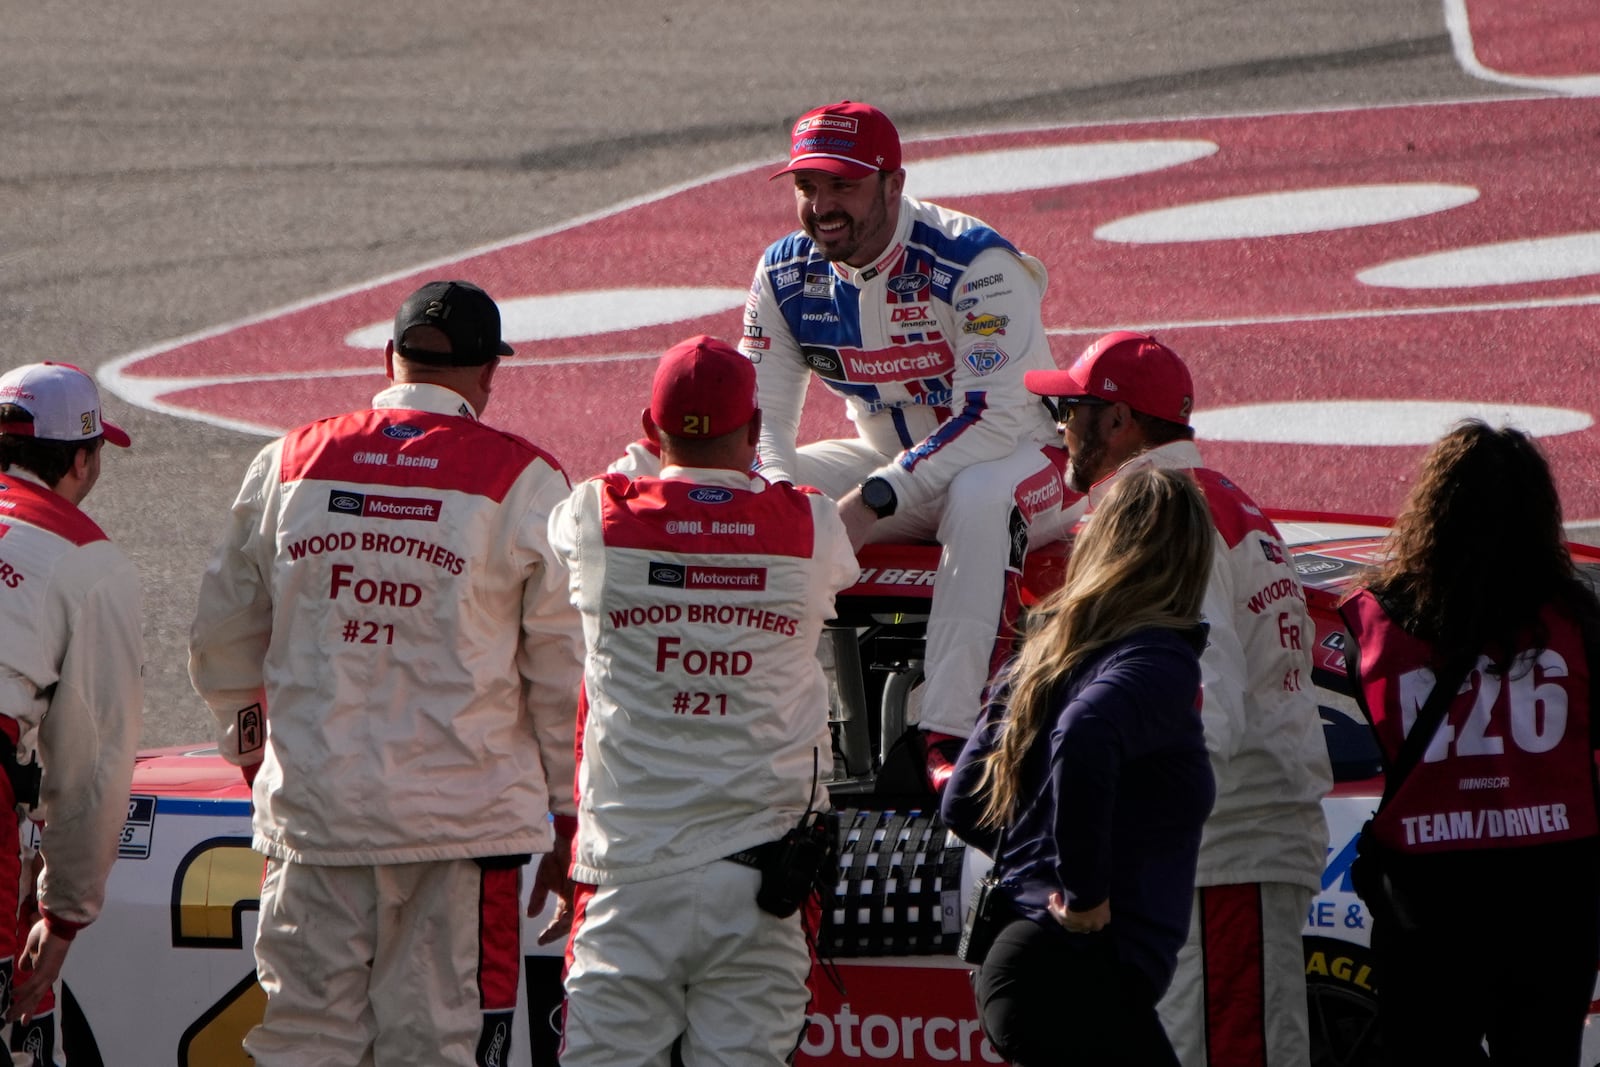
top-left (649, 336), bottom-right (758, 438)
top-left (1024, 332), bottom-right (1195, 425)
top-left (771, 101), bottom-right (902, 180)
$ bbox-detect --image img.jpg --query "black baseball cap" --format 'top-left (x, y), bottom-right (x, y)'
top-left (392, 281), bottom-right (515, 366)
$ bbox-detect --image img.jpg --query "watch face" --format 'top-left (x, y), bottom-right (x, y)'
top-left (863, 478), bottom-right (895, 514)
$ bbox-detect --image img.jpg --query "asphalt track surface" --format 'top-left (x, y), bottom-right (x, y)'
top-left (4, 0), bottom-right (1590, 747)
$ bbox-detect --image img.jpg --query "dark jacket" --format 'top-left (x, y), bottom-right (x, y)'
top-left (941, 625), bottom-right (1215, 994)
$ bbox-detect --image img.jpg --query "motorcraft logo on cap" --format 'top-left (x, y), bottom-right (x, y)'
top-left (796, 115), bottom-right (859, 135)
top-left (773, 101), bottom-right (902, 179)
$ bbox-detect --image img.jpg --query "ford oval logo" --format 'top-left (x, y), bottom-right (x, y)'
top-left (383, 424), bottom-right (424, 440)
top-left (688, 487), bottom-right (733, 504)
top-left (331, 494), bottom-right (362, 512)
top-left (887, 272), bottom-right (929, 295)
top-left (651, 567), bottom-right (682, 582)
top-left (804, 351), bottom-right (842, 375)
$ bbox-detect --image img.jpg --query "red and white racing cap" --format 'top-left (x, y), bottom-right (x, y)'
top-left (0, 361), bottom-right (131, 447)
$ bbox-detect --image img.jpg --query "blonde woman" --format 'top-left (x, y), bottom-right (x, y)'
top-left (941, 466), bottom-right (1217, 1066)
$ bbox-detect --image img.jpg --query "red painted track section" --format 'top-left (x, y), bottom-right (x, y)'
top-left (1462, 0), bottom-right (1600, 77)
top-left (112, 97), bottom-right (1600, 520)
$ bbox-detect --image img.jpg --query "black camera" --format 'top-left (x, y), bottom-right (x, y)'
top-left (756, 810), bottom-right (839, 919)
top-left (1, 739), bottom-right (40, 808)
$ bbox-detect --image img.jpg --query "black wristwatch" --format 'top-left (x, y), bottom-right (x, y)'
top-left (860, 476), bottom-right (898, 518)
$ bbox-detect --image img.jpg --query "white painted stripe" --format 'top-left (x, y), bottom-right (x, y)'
top-left (1357, 232), bottom-right (1600, 288)
top-left (1095, 185), bottom-right (1479, 243)
top-left (906, 141), bottom-right (1218, 200)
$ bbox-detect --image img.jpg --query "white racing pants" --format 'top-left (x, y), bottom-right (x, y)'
top-left (248, 856), bottom-right (523, 1067)
top-left (561, 860), bottom-right (811, 1067)
top-left (1157, 882), bottom-right (1314, 1067)
top-left (794, 438), bottom-right (1077, 738)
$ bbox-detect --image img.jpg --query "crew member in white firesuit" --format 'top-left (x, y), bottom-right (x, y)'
top-left (0, 363), bottom-right (142, 1061)
top-left (736, 100), bottom-right (1081, 788)
top-left (1024, 332), bottom-right (1331, 1067)
top-left (550, 335), bottom-right (859, 1067)
top-left (188, 281), bottom-right (583, 1067)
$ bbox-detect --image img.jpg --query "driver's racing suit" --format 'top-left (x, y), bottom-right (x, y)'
top-left (738, 195), bottom-right (1082, 740)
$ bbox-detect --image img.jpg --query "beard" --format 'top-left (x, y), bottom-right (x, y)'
top-left (804, 185), bottom-right (892, 265)
top-left (1066, 416), bottom-right (1110, 495)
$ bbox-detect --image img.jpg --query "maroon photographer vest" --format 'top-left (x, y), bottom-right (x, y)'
top-left (1341, 589), bottom-right (1599, 854)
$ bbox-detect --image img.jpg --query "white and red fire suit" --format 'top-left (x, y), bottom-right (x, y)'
top-left (739, 195), bottom-right (1080, 739)
top-left (549, 465), bottom-right (859, 1066)
top-left (188, 382), bottom-right (582, 1067)
top-left (0, 469), bottom-right (142, 1026)
top-left (1080, 440), bottom-right (1331, 1067)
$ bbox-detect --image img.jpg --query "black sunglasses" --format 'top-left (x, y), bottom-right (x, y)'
top-left (1043, 396), bottom-right (1110, 422)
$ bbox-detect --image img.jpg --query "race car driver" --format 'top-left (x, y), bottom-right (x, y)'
top-left (1025, 332), bottom-right (1332, 1067)
top-left (187, 281), bottom-right (583, 1067)
top-left (0, 363), bottom-right (142, 1045)
top-left (550, 336), bottom-right (859, 1066)
top-left (738, 101), bottom-right (1081, 786)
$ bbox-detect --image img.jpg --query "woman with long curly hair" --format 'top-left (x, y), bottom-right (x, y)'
top-left (941, 466), bottom-right (1217, 1066)
top-left (1341, 420), bottom-right (1600, 1065)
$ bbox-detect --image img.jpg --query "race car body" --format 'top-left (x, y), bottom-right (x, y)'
top-left (49, 516), bottom-right (1600, 1067)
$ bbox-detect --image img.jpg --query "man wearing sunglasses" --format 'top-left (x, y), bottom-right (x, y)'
top-left (1025, 331), bottom-right (1332, 1067)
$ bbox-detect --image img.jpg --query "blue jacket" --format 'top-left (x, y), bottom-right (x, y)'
top-left (941, 625), bottom-right (1215, 994)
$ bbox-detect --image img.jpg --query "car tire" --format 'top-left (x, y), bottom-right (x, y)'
top-left (1304, 935), bottom-right (1381, 1067)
